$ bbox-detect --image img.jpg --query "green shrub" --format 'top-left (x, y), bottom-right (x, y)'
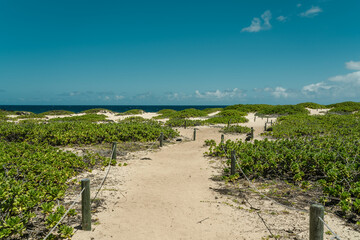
top-left (327, 102), bottom-right (360, 113)
top-left (296, 102), bottom-right (327, 109)
top-left (224, 104), bottom-right (272, 113)
top-left (221, 125), bottom-right (251, 134)
top-left (216, 110), bottom-right (247, 117)
top-left (38, 110), bottom-right (74, 116)
top-left (81, 108), bottom-right (113, 114)
top-left (165, 118), bottom-right (206, 127)
top-left (206, 116), bottom-right (248, 124)
top-left (118, 109), bottom-right (144, 115)
top-left (49, 114), bottom-right (108, 123)
top-left (257, 105), bottom-right (309, 116)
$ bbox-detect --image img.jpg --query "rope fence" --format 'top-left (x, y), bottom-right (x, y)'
top-left (42, 132), bottom-right (165, 239)
top-left (220, 132), bottom-right (343, 240)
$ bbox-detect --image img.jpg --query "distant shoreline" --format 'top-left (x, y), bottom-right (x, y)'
top-left (0, 105), bottom-right (228, 114)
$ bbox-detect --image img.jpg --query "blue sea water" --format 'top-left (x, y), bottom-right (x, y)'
top-left (0, 105), bottom-right (227, 114)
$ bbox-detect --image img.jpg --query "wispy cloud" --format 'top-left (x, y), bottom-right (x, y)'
top-left (58, 91), bottom-right (125, 101)
top-left (300, 6), bottom-right (322, 17)
top-left (276, 16), bottom-right (287, 22)
top-left (241, 10), bottom-right (272, 33)
top-left (329, 71), bottom-right (360, 85)
top-left (264, 87), bottom-right (290, 98)
top-left (195, 88), bottom-right (246, 99)
top-left (301, 60), bottom-right (360, 99)
top-left (297, 3), bottom-right (302, 8)
top-left (345, 61), bottom-right (360, 71)
top-left (302, 82), bottom-right (333, 93)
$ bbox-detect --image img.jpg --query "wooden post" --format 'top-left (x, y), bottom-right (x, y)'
top-left (184, 120), bottom-right (187, 129)
top-left (160, 132), bottom-right (164, 147)
top-left (251, 127), bottom-right (254, 139)
top-left (271, 119), bottom-right (273, 125)
top-left (254, 116), bottom-right (256, 122)
top-left (267, 117), bottom-right (269, 122)
top-left (264, 122), bottom-right (267, 131)
top-left (309, 204), bottom-right (324, 240)
top-left (221, 134), bottom-right (224, 144)
top-left (228, 119), bottom-right (232, 128)
top-left (111, 142), bottom-right (117, 160)
top-left (231, 150), bottom-right (236, 175)
top-left (81, 178), bottom-right (91, 231)
top-left (193, 128), bottom-right (197, 141)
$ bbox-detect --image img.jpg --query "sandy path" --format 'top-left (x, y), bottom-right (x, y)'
top-left (72, 115), bottom-right (359, 240)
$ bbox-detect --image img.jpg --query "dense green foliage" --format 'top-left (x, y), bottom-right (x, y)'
top-left (118, 109), bottom-right (144, 115)
top-left (207, 113), bottom-right (360, 217)
top-left (296, 102), bottom-right (327, 109)
top-left (49, 113), bottom-right (109, 123)
top-left (224, 104), bottom-right (272, 113)
top-left (216, 110), bottom-right (247, 117)
top-left (80, 108), bottom-right (113, 114)
top-left (38, 110), bottom-right (75, 116)
top-left (202, 108), bottom-right (223, 114)
top-left (220, 125), bottom-right (251, 134)
top-left (0, 141), bottom-right (106, 239)
top-left (256, 105), bottom-right (309, 116)
top-left (327, 101), bottom-right (360, 113)
top-left (206, 115), bottom-right (248, 124)
top-left (155, 108), bottom-right (208, 119)
top-left (165, 118), bottom-right (206, 127)
top-left (0, 121), bottom-right (177, 146)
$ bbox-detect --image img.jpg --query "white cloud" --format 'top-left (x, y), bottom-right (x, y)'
top-left (261, 10), bottom-right (272, 28)
top-left (302, 82), bottom-right (333, 93)
top-left (300, 6), bottom-right (323, 17)
top-left (346, 61), bottom-right (360, 70)
top-left (329, 71), bottom-right (360, 85)
top-left (297, 3), bottom-right (302, 8)
top-left (277, 16), bottom-right (287, 22)
top-left (241, 10), bottom-right (272, 32)
top-left (264, 87), bottom-right (289, 98)
top-left (115, 95), bottom-right (125, 100)
top-left (195, 88), bottom-right (246, 99)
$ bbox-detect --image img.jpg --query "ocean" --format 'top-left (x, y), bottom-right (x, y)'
top-left (0, 105), bottom-right (227, 114)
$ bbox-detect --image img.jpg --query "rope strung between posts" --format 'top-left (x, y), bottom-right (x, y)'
top-left (146, 135), bottom-right (161, 152)
top-left (43, 188), bottom-right (85, 240)
top-left (318, 217), bottom-right (341, 240)
top-left (233, 154), bottom-right (308, 213)
top-left (92, 143), bottom-right (116, 202)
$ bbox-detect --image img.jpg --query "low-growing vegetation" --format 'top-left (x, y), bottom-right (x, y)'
top-left (206, 113), bottom-right (360, 223)
top-left (220, 125), bottom-right (251, 134)
top-left (117, 109), bottom-right (144, 115)
top-left (81, 108), bottom-right (113, 114)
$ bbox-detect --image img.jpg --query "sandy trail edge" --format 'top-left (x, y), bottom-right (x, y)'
top-left (72, 114), bottom-right (358, 240)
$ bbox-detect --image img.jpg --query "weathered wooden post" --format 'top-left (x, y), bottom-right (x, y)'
top-left (267, 117), bottom-right (269, 122)
top-left (309, 204), bottom-right (324, 240)
top-left (264, 122), bottom-right (267, 131)
top-left (81, 178), bottom-right (91, 231)
top-left (231, 150), bottom-right (236, 175)
top-left (160, 132), bottom-right (164, 147)
top-left (111, 142), bottom-right (117, 160)
top-left (221, 134), bottom-right (224, 144)
top-left (184, 120), bottom-right (187, 129)
top-left (251, 127), bottom-right (254, 139)
top-left (271, 119), bottom-right (273, 125)
top-left (193, 128), bottom-right (197, 141)
top-left (228, 119), bottom-right (232, 128)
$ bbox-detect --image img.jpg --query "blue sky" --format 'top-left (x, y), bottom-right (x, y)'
top-left (0, 0), bottom-right (359, 105)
